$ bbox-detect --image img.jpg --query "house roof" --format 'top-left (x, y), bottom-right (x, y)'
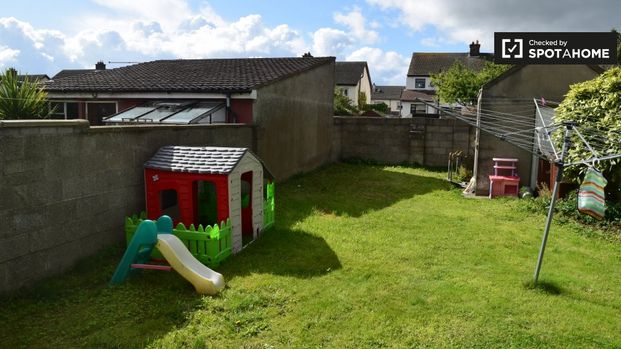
top-left (46, 57), bottom-right (335, 93)
top-left (482, 64), bottom-right (606, 91)
top-left (400, 89), bottom-right (436, 102)
top-left (371, 85), bottom-right (404, 100)
top-left (52, 69), bottom-right (95, 80)
top-left (407, 53), bottom-right (493, 76)
top-left (17, 74), bottom-right (50, 82)
top-left (335, 61), bottom-right (369, 86)
top-left (145, 146), bottom-right (249, 175)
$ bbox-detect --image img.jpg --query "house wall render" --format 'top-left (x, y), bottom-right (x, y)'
top-left (253, 62), bottom-right (335, 179)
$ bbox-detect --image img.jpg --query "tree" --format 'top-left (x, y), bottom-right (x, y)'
top-left (357, 91), bottom-right (367, 111)
top-left (334, 88), bottom-right (358, 115)
top-left (555, 66), bottom-right (621, 201)
top-left (430, 61), bottom-right (511, 105)
top-left (0, 68), bottom-right (50, 120)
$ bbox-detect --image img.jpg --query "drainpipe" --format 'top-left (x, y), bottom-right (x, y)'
top-left (225, 93), bottom-right (231, 123)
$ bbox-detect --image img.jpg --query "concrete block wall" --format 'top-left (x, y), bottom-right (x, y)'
top-left (253, 61), bottom-right (335, 179)
top-left (334, 116), bottom-right (473, 167)
top-left (0, 120), bottom-right (254, 293)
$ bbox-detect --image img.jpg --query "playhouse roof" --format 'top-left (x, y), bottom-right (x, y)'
top-left (144, 146), bottom-right (251, 175)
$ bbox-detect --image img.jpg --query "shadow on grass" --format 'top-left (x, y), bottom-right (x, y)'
top-left (523, 279), bottom-right (564, 295)
top-left (0, 244), bottom-right (204, 349)
top-left (218, 163), bottom-right (448, 281)
top-left (221, 227), bottom-right (342, 281)
top-left (0, 163), bottom-right (445, 347)
top-left (279, 163), bottom-right (451, 225)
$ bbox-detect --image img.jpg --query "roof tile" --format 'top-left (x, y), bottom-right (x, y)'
top-left (145, 146), bottom-right (248, 175)
top-left (46, 57), bottom-right (334, 93)
top-left (335, 61), bottom-right (368, 86)
top-left (407, 53), bottom-right (493, 76)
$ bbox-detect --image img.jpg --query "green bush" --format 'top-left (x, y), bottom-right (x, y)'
top-left (334, 88), bottom-right (358, 115)
top-left (363, 102), bottom-right (389, 113)
top-left (454, 165), bottom-right (472, 182)
top-left (0, 68), bottom-right (50, 120)
top-left (555, 66), bottom-right (621, 202)
top-left (430, 61), bottom-right (511, 105)
top-left (522, 185), bottom-right (621, 233)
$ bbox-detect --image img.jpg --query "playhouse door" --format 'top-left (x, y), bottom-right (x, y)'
top-left (241, 171), bottom-right (253, 237)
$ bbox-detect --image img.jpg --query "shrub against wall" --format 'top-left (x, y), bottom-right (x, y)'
top-left (555, 66), bottom-right (621, 202)
top-left (0, 68), bottom-right (50, 120)
top-left (334, 88), bottom-right (358, 116)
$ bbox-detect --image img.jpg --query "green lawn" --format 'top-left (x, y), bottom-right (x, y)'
top-left (2, 163), bottom-right (621, 348)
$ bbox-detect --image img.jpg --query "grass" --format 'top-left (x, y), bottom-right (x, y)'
top-left (2, 163), bottom-right (621, 348)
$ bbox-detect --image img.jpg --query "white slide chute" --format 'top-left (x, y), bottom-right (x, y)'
top-left (156, 234), bottom-right (225, 295)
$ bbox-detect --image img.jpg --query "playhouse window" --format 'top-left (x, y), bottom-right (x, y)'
top-left (159, 189), bottom-right (179, 220)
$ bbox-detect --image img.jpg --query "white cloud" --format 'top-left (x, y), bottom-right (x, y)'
top-left (334, 7), bottom-right (379, 44)
top-left (347, 47), bottom-right (409, 85)
top-left (0, 5), bottom-right (310, 75)
top-left (311, 28), bottom-right (352, 57)
top-left (0, 17), bottom-right (71, 73)
top-left (367, 0), bottom-right (621, 50)
top-left (91, 0), bottom-right (196, 30)
top-left (0, 45), bottom-right (19, 68)
top-left (0, 1), bottom-right (428, 84)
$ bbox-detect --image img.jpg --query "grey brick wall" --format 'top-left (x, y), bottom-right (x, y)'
top-left (333, 116), bottom-right (473, 167)
top-left (0, 120), bottom-right (254, 293)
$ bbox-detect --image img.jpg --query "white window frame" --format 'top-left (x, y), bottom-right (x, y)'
top-left (410, 102), bottom-right (426, 115)
top-left (414, 78), bottom-right (426, 89)
top-left (49, 100), bottom-right (81, 120)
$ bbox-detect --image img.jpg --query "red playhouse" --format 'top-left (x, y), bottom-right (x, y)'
top-left (144, 146), bottom-right (274, 253)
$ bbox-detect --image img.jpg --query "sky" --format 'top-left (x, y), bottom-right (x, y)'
top-left (1, 0), bottom-right (620, 85)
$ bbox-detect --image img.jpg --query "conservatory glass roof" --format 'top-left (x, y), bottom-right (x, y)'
top-left (104, 100), bottom-right (225, 124)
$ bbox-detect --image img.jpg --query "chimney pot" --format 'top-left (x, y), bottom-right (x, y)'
top-left (95, 61), bottom-right (106, 70)
top-left (469, 41), bottom-right (481, 56)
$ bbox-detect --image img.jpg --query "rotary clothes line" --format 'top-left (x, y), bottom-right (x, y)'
top-left (419, 98), bottom-right (621, 284)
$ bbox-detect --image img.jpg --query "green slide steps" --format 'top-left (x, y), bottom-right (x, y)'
top-left (110, 216), bottom-right (174, 285)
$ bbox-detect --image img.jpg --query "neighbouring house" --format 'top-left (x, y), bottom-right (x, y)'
top-left (474, 64), bottom-right (604, 196)
top-left (335, 61), bottom-right (372, 108)
top-left (52, 61), bottom-right (106, 80)
top-left (45, 56), bottom-right (336, 180)
top-left (403, 41), bottom-right (493, 118)
top-left (17, 74), bottom-right (50, 83)
top-left (0, 67), bottom-right (50, 83)
top-left (370, 84), bottom-right (404, 116)
top-left (45, 57), bottom-right (334, 126)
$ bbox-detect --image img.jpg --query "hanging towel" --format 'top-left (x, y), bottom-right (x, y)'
top-left (578, 168), bottom-right (607, 220)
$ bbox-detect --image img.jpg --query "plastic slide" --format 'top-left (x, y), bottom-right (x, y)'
top-left (156, 234), bottom-right (225, 295)
top-left (110, 215), bottom-right (225, 295)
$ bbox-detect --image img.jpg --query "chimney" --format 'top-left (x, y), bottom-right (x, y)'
top-left (469, 40), bottom-right (480, 56)
top-left (95, 61), bottom-right (106, 70)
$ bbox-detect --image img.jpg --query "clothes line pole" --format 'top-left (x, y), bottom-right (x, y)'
top-left (533, 121), bottom-right (574, 284)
